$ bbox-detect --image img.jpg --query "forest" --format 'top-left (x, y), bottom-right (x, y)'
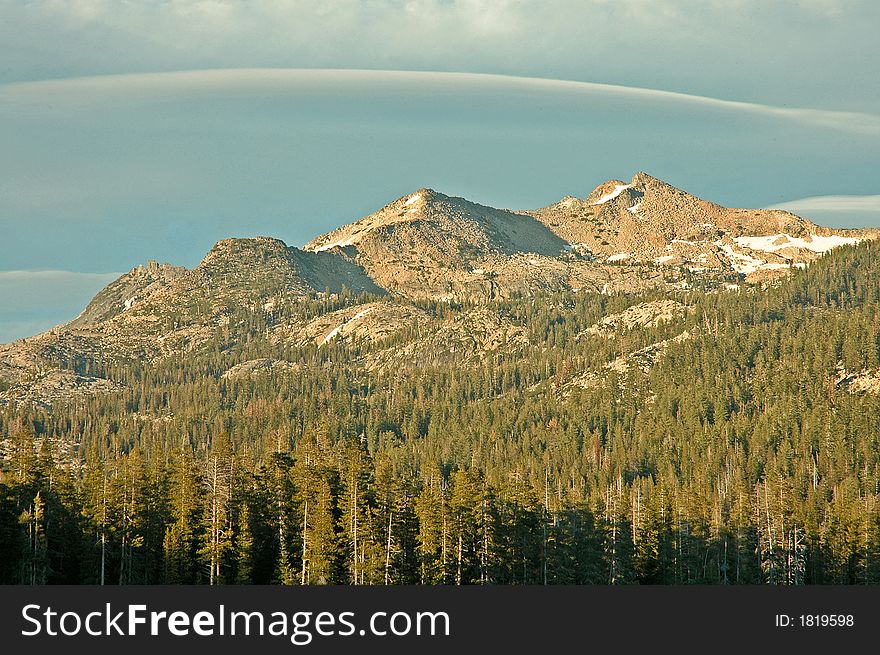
top-left (2, 242), bottom-right (880, 585)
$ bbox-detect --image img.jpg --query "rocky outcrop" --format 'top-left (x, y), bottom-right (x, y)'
top-left (836, 368), bottom-right (880, 395)
top-left (584, 300), bottom-right (692, 337)
top-left (275, 301), bottom-right (429, 347)
top-left (68, 260), bottom-right (186, 328)
top-left (566, 331), bottom-right (692, 393)
top-left (0, 370), bottom-right (122, 409)
top-left (365, 307), bottom-right (529, 370)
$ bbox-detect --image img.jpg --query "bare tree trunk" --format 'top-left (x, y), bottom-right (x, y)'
top-left (350, 469), bottom-right (359, 585)
top-left (101, 475), bottom-right (107, 586)
top-left (385, 510), bottom-right (393, 585)
top-left (210, 457), bottom-right (218, 586)
top-left (301, 499), bottom-right (309, 585)
top-left (480, 496), bottom-right (488, 584)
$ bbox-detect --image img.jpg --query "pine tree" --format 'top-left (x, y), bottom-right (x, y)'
top-left (235, 502), bottom-right (255, 584)
top-left (164, 448), bottom-right (204, 584)
top-left (264, 451), bottom-right (297, 584)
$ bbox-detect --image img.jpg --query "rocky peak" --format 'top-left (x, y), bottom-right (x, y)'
top-left (303, 188), bottom-right (459, 254)
top-left (68, 259), bottom-right (185, 328)
top-left (523, 171), bottom-right (870, 281)
top-left (394, 188), bottom-right (439, 208)
top-left (630, 171), bottom-right (678, 191)
top-left (586, 179), bottom-right (632, 205)
top-left (130, 259), bottom-right (179, 277)
top-left (203, 236), bottom-right (289, 259)
top-left (196, 236), bottom-right (294, 276)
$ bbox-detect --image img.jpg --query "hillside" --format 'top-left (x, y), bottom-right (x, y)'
top-left (528, 172), bottom-right (864, 281)
top-left (1, 173), bottom-right (872, 409)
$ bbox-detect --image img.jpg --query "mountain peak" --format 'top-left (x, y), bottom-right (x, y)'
top-left (524, 172), bottom-right (868, 278)
top-left (208, 235), bottom-right (289, 253)
top-left (68, 258), bottom-right (186, 328)
top-left (630, 171), bottom-right (670, 187)
top-left (585, 179), bottom-right (634, 205)
top-left (2, 174), bottom-right (874, 405)
top-left (584, 172), bottom-right (685, 205)
top-left (303, 188), bottom-right (471, 254)
top-left (384, 188), bottom-right (447, 215)
top-left (397, 188), bottom-right (440, 204)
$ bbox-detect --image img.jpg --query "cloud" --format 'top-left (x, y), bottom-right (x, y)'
top-left (3, 68), bottom-right (880, 137)
top-left (0, 269), bottom-right (121, 282)
top-left (0, 0), bottom-right (876, 112)
top-left (767, 195), bottom-right (880, 229)
top-left (768, 195), bottom-right (880, 212)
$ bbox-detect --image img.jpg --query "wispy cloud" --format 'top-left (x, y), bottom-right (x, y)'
top-left (767, 195), bottom-right (880, 229)
top-left (768, 195), bottom-right (880, 212)
top-left (0, 270), bottom-right (121, 283)
top-left (4, 68), bottom-right (880, 137)
top-left (0, 0), bottom-right (876, 112)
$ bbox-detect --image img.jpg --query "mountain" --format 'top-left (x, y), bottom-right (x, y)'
top-left (5, 175), bottom-right (880, 586)
top-left (303, 188), bottom-right (575, 300)
top-left (528, 171), bottom-right (865, 280)
top-left (0, 173), bottom-right (873, 408)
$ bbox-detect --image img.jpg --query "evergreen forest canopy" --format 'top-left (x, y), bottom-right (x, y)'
top-left (3, 242), bottom-right (880, 585)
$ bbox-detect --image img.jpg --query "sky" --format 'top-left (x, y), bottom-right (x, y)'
top-left (1, 0), bottom-right (878, 342)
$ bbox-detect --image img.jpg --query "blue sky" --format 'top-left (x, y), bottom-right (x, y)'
top-left (1, 1), bottom-right (878, 342)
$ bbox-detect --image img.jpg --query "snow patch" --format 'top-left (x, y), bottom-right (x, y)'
top-left (655, 255), bottom-right (676, 265)
top-left (627, 201), bottom-right (642, 215)
top-left (405, 193), bottom-right (422, 206)
top-left (734, 233), bottom-right (859, 254)
top-left (607, 252), bottom-right (631, 262)
top-left (591, 184), bottom-right (632, 205)
top-left (123, 297), bottom-right (136, 311)
top-left (321, 307), bottom-right (376, 345)
top-left (313, 236), bottom-right (356, 252)
top-left (717, 242), bottom-right (773, 275)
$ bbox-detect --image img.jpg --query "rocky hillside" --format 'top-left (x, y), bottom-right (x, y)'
top-left (1, 173), bottom-right (873, 408)
top-left (527, 172), bottom-right (869, 282)
top-left (304, 189), bottom-right (575, 301)
top-left (68, 260), bottom-right (187, 328)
